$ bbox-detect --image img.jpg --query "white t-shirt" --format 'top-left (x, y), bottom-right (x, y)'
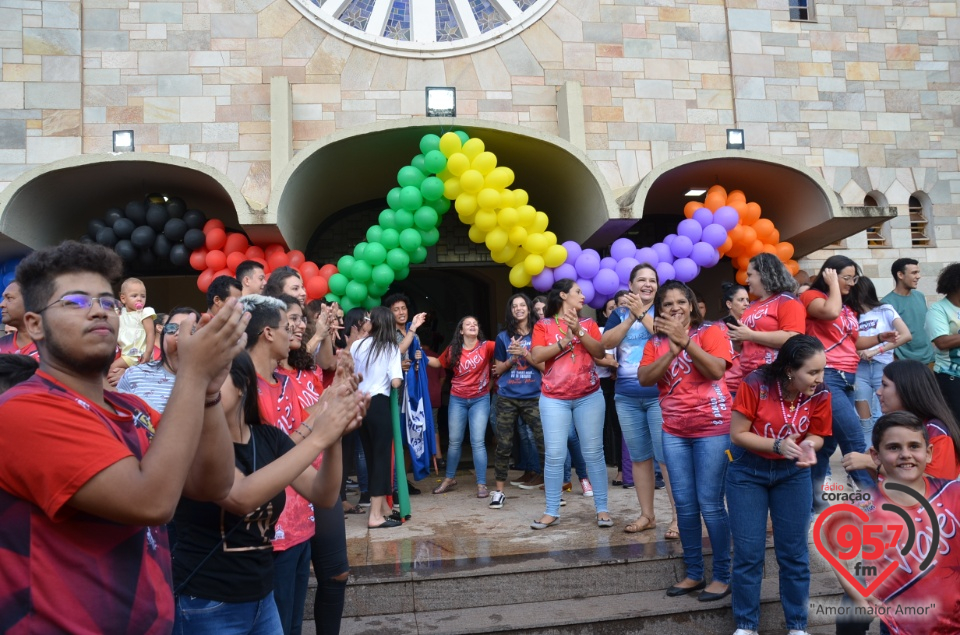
top-left (351, 337), bottom-right (403, 397)
top-left (595, 325), bottom-right (615, 379)
top-left (858, 304), bottom-right (900, 365)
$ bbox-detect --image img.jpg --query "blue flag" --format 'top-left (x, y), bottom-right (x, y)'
top-left (404, 337), bottom-right (436, 481)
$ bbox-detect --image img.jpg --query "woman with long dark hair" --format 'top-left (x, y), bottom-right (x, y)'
top-left (727, 335), bottom-right (830, 635)
top-left (530, 279), bottom-right (610, 529)
top-left (350, 306), bottom-right (403, 528)
top-left (639, 281), bottom-right (732, 601)
top-left (264, 266), bottom-right (306, 304)
top-left (719, 281), bottom-right (750, 398)
top-left (427, 315), bottom-right (497, 498)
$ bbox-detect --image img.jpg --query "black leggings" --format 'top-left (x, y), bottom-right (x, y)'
top-left (310, 505), bottom-right (349, 635)
top-left (358, 394), bottom-right (394, 497)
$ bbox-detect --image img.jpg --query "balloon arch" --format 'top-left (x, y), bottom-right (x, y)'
top-left (188, 131), bottom-right (799, 311)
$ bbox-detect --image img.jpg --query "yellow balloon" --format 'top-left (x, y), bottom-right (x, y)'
top-left (499, 189), bottom-right (516, 209)
top-left (457, 208), bottom-right (477, 224)
top-left (485, 166), bottom-right (514, 190)
top-left (474, 209), bottom-right (498, 232)
top-left (477, 188), bottom-right (501, 210)
top-left (531, 211), bottom-right (550, 234)
top-left (436, 169), bottom-right (453, 182)
top-left (523, 253), bottom-right (545, 276)
top-left (492, 243), bottom-right (517, 263)
top-left (542, 230), bottom-right (557, 247)
top-left (472, 151), bottom-right (497, 175)
top-left (516, 205), bottom-right (536, 227)
top-left (461, 138), bottom-right (485, 160)
top-left (509, 263), bottom-right (532, 288)
top-left (468, 225), bottom-right (487, 244)
top-left (439, 132), bottom-right (462, 157)
top-left (513, 188), bottom-right (529, 207)
top-left (455, 193), bottom-right (477, 215)
top-left (485, 227), bottom-right (509, 252)
top-left (444, 177), bottom-right (462, 200)
top-left (523, 232), bottom-right (548, 254)
top-left (446, 153), bottom-right (470, 177)
top-left (543, 244), bottom-right (567, 268)
top-left (497, 207), bottom-right (519, 229)
top-left (508, 225), bottom-right (528, 246)
top-left (507, 248), bottom-right (528, 268)
top-left (460, 169), bottom-right (484, 194)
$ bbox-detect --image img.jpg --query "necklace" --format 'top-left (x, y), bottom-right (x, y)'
top-left (777, 382), bottom-right (802, 431)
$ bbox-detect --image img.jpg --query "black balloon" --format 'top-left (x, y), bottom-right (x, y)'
top-left (146, 204), bottom-right (168, 232)
top-left (115, 240), bottom-right (137, 263)
top-left (113, 218), bottom-right (135, 239)
top-left (96, 227), bottom-right (117, 247)
top-left (153, 234), bottom-right (172, 259)
top-left (125, 201), bottom-right (147, 225)
top-left (183, 209), bottom-right (206, 230)
top-left (80, 235), bottom-right (94, 244)
top-left (131, 225), bottom-right (156, 249)
top-left (105, 208), bottom-right (124, 227)
top-left (169, 243), bottom-right (190, 267)
top-left (163, 218), bottom-right (188, 242)
top-left (166, 197), bottom-right (186, 218)
top-left (88, 218), bottom-right (106, 239)
top-left (183, 228), bottom-right (206, 250)
top-left (138, 249), bottom-right (157, 268)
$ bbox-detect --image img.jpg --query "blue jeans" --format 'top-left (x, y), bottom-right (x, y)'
top-left (564, 426), bottom-right (588, 483)
top-left (855, 359), bottom-right (885, 445)
top-left (517, 417), bottom-right (540, 472)
top-left (273, 540), bottom-right (311, 635)
top-left (614, 393), bottom-right (665, 464)
top-left (727, 446), bottom-right (812, 631)
top-left (446, 395), bottom-right (490, 485)
top-left (812, 369), bottom-right (874, 495)
top-left (174, 591), bottom-right (283, 635)
top-left (540, 391), bottom-right (608, 517)
top-left (662, 431), bottom-right (731, 584)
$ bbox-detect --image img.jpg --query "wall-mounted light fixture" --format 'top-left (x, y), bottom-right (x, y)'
top-left (726, 128), bottom-right (745, 150)
top-left (113, 130), bottom-right (135, 152)
top-left (425, 87), bottom-right (456, 117)
top-left (684, 188), bottom-right (707, 197)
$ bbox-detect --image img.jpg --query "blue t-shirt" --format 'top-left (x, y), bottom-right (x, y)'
top-left (605, 306), bottom-right (659, 399)
top-left (494, 330), bottom-right (543, 400)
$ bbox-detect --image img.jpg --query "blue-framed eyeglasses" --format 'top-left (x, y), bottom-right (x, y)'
top-left (40, 294), bottom-right (122, 315)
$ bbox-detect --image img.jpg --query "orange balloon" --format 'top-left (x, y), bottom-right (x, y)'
top-left (745, 239), bottom-right (764, 258)
top-left (707, 185), bottom-right (728, 199)
top-left (761, 243), bottom-right (778, 255)
top-left (735, 255), bottom-right (751, 271)
top-left (730, 200), bottom-right (748, 219)
top-left (718, 236), bottom-right (733, 255)
top-left (740, 225), bottom-right (758, 246)
top-left (776, 241), bottom-right (795, 261)
top-left (705, 192), bottom-right (726, 212)
top-left (786, 259), bottom-right (800, 275)
top-left (742, 202), bottom-right (762, 225)
top-left (735, 269), bottom-right (748, 285)
top-left (684, 201), bottom-right (701, 219)
top-left (726, 190), bottom-right (747, 204)
top-left (753, 219), bottom-right (776, 241)
top-left (726, 243), bottom-right (744, 258)
top-left (728, 225), bottom-right (745, 245)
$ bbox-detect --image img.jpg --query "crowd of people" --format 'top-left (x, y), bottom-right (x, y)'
top-left (1, 239), bottom-right (959, 635)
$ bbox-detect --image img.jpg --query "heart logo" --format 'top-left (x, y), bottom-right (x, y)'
top-left (813, 503), bottom-right (900, 598)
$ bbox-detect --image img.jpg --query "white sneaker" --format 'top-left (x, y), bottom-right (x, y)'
top-left (788, 631), bottom-right (810, 635)
top-left (489, 490), bottom-right (505, 509)
top-left (733, 630), bottom-right (758, 635)
top-left (580, 477), bottom-right (594, 497)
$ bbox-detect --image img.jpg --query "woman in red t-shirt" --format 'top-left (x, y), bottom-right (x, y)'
top-left (638, 281), bottom-right (732, 601)
top-left (727, 334), bottom-right (831, 634)
top-left (529, 279), bottom-right (610, 530)
top-left (426, 316), bottom-right (496, 498)
top-left (801, 256), bottom-right (897, 497)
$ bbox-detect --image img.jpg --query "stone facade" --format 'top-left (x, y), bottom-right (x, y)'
top-left (0, 0), bottom-right (957, 297)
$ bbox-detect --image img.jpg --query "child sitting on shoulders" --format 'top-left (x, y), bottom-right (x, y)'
top-left (110, 278), bottom-right (156, 373)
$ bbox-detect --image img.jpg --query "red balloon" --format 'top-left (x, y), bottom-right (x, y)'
top-left (205, 249), bottom-right (227, 271)
top-left (306, 276), bottom-right (329, 300)
top-left (319, 264), bottom-right (338, 279)
top-left (265, 244), bottom-right (286, 257)
top-left (189, 248), bottom-right (208, 271)
top-left (224, 233), bottom-right (249, 254)
top-left (252, 257), bottom-right (267, 269)
top-left (226, 251), bottom-right (246, 272)
top-left (203, 219), bottom-right (225, 233)
top-left (267, 251), bottom-right (289, 271)
top-left (299, 262), bottom-right (320, 279)
top-left (245, 245), bottom-right (265, 260)
top-left (205, 228), bottom-right (227, 250)
top-left (213, 268), bottom-right (232, 280)
top-left (197, 268), bottom-right (216, 293)
top-left (287, 250), bottom-right (306, 268)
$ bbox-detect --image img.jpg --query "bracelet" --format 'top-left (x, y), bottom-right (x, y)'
top-left (204, 392), bottom-right (222, 408)
top-left (300, 421), bottom-right (313, 433)
top-left (772, 438), bottom-right (783, 455)
top-left (294, 429), bottom-right (308, 440)
top-left (681, 339), bottom-right (691, 350)
top-left (632, 312), bottom-right (642, 321)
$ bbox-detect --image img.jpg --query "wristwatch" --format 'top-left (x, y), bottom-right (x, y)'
top-left (577, 328), bottom-right (585, 337)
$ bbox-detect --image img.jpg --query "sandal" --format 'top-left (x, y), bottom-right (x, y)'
top-left (343, 504), bottom-right (365, 515)
top-left (432, 478), bottom-right (457, 494)
top-left (476, 484), bottom-right (489, 499)
top-left (665, 523), bottom-right (680, 540)
top-left (624, 515), bottom-right (656, 534)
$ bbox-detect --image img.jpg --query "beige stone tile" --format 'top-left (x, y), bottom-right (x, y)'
top-left (582, 86), bottom-right (611, 106)
top-left (180, 96), bottom-right (216, 122)
top-left (246, 38), bottom-right (282, 66)
top-left (257, 0), bottom-right (300, 38)
top-left (591, 106), bottom-right (623, 122)
top-left (106, 105), bottom-right (144, 123)
top-left (542, 2), bottom-right (582, 43)
top-left (885, 44), bottom-right (920, 61)
top-left (144, 97), bottom-right (179, 123)
top-left (597, 44), bottom-right (623, 59)
top-left (563, 43), bottom-right (597, 71)
top-left (231, 84), bottom-right (270, 104)
top-left (472, 48), bottom-right (511, 91)
top-left (292, 82), bottom-right (341, 104)
top-left (220, 66), bottom-right (262, 84)
top-left (262, 65), bottom-right (305, 84)
top-left (305, 35), bottom-right (352, 76)
top-left (645, 58), bottom-right (689, 80)
top-left (658, 6), bottom-right (690, 22)
top-left (340, 48), bottom-right (378, 90)
top-left (845, 62), bottom-right (879, 81)
top-left (798, 62), bottom-right (831, 77)
top-left (41, 109), bottom-right (81, 136)
top-left (2, 63), bottom-right (41, 81)
top-left (406, 59), bottom-right (445, 90)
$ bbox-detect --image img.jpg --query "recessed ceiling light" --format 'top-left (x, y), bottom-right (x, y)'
top-left (685, 189), bottom-right (707, 197)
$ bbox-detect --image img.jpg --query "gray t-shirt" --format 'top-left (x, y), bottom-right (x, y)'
top-left (117, 362), bottom-right (177, 413)
top-left (881, 290), bottom-right (936, 364)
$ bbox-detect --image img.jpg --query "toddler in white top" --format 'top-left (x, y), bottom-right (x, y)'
top-left (111, 278), bottom-right (156, 372)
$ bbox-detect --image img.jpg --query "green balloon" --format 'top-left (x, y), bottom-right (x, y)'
top-left (399, 186), bottom-right (423, 211)
top-left (386, 247), bottom-right (409, 271)
top-left (363, 241), bottom-right (387, 266)
top-left (414, 206), bottom-right (439, 231)
top-left (420, 133), bottom-right (441, 154)
top-left (353, 242), bottom-right (367, 261)
top-left (381, 228), bottom-right (400, 250)
top-left (366, 225), bottom-right (383, 244)
top-left (340, 298), bottom-right (357, 313)
top-left (395, 266), bottom-right (410, 281)
top-left (336, 255), bottom-right (355, 278)
top-left (398, 166), bottom-right (425, 188)
top-left (324, 292), bottom-right (340, 304)
top-left (399, 228), bottom-right (422, 252)
top-left (387, 187), bottom-right (402, 210)
top-left (367, 281), bottom-right (388, 298)
top-left (362, 295), bottom-right (379, 311)
top-left (351, 260), bottom-right (372, 283)
top-left (394, 209), bottom-right (414, 230)
top-left (410, 246), bottom-right (428, 264)
top-left (371, 263), bottom-right (395, 288)
top-left (419, 227), bottom-right (440, 247)
top-left (411, 154), bottom-right (427, 175)
top-left (345, 280), bottom-right (367, 303)
top-left (424, 150), bottom-right (447, 174)
top-left (379, 209), bottom-right (397, 230)
top-left (420, 176), bottom-right (445, 202)
top-left (428, 197), bottom-right (451, 213)
top-left (328, 273), bottom-right (348, 296)
top-left (454, 130), bottom-right (470, 144)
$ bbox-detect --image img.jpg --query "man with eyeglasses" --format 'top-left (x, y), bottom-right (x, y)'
top-left (0, 241), bottom-right (248, 633)
top-left (0, 281), bottom-right (39, 359)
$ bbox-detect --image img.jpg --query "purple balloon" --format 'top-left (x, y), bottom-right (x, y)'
top-left (652, 242), bottom-right (673, 264)
top-left (663, 233), bottom-right (678, 246)
top-left (673, 258), bottom-right (699, 283)
top-left (554, 263), bottom-right (577, 282)
top-left (713, 206), bottom-right (740, 231)
top-left (656, 262), bottom-right (676, 282)
top-left (670, 235), bottom-right (694, 259)
top-left (575, 252), bottom-right (600, 279)
top-left (600, 256), bottom-right (617, 271)
top-left (531, 268), bottom-right (555, 292)
top-left (677, 218), bottom-right (703, 243)
top-left (690, 241), bottom-right (717, 267)
top-left (587, 293), bottom-right (608, 310)
top-left (594, 268), bottom-right (620, 296)
top-left (635, 247), bottom-right (659, 266)
top-left (692, 207), bottom-right (714, 228)
top-left (615, 257), bottom-right (640, 284)
top-left (610, 237), bottom-right (636, 261)
top-left (576, 278), bottom-right (595, 304)
top-left (705, 247), bottom-right (721, 267)
top-left (701, 223), bottom-right (728, 248)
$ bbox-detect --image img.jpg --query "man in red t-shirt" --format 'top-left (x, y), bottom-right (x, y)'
top-left (0, 281), bottom-right (39, 359)
top-left (0, 241), bottom-right (246, 633)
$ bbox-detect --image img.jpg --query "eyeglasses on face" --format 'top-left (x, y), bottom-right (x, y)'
top-left (839, 275), bottom-right (860, 284)
top-left (40, 294), bottom-right (122, 315)
top-left (163, 322), bottom-right (196, 336)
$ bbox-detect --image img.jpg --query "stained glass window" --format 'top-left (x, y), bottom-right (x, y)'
top-left (435, 0), bottom-right (463, 42)
top-left (514, 0), bottom-right (536, 10)
top-left (468, 0), bottom-right (507, 33)
top-left (383, 0), bottom-right (411, 40)
top-left (337, 0), bottom-right (377, 31)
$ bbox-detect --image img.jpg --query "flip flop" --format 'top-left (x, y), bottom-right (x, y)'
top-left (624, 516), bottom-right (656, 533)
top-left (665, 524), bottom-right (680, 540)
top-left (433, 478), bottom-right (457, 494)
top-left (343, 505), bottom-right (365, 515)
top-left (369, 518), bottom-right (401, 529)
top-left (531, 516), bottom-right (559, 530)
